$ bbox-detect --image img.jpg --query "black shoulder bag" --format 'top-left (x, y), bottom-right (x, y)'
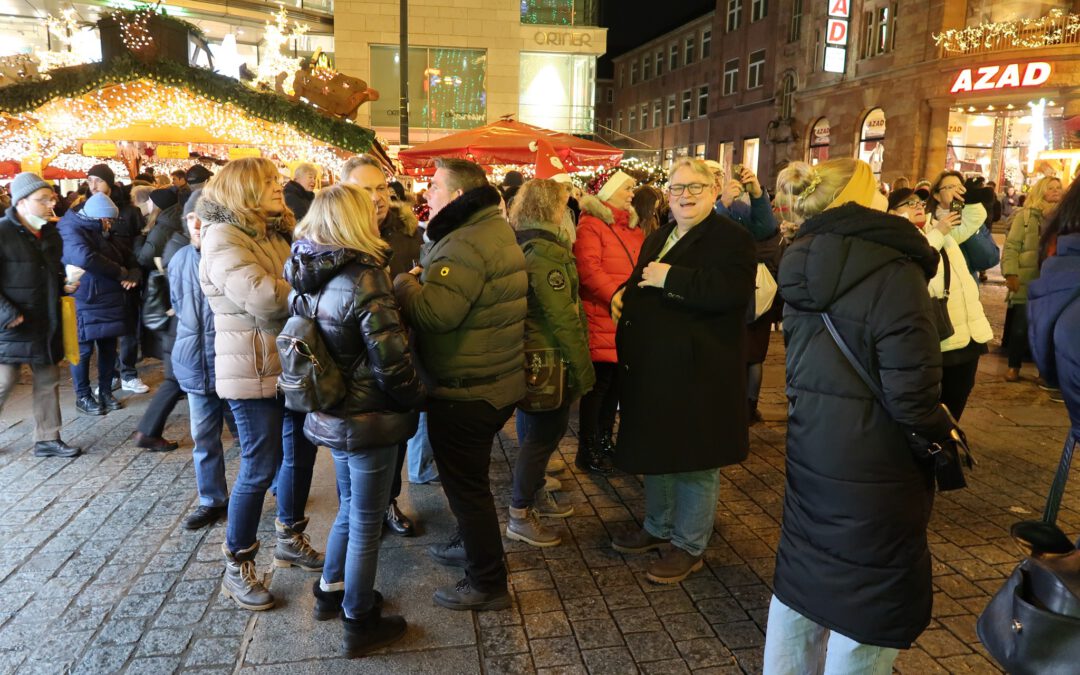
top-left (277, 291), bottom-right (346, 413)
top-left (820, 313), bottom-right (974, 491)
top-left (931, 249), bottom-right (955, 341)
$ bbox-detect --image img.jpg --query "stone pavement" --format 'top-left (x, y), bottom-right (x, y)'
top-left (0, 278), bottom-right (1073, 674)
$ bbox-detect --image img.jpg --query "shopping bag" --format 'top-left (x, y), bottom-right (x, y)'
top-left (61, 296), bottom-right (79, 366)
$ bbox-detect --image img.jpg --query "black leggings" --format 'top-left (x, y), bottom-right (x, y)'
top-left (941, 357), bottom-right (981, 420)
top-left (578, 361), bottom-right (620, 441)
top-left (1006, 304), bottom-right (1029, 369)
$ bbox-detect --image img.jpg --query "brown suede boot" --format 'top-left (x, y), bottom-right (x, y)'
top-left (646, 547), bottom-right (704, 584)
top-left (611, 528), bottom-right (669, 555)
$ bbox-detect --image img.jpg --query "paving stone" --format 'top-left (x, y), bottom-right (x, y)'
top-left (661, 612), bottom-right (714, 640)
top-left (580, 646), bottom-right (639, 675)
top-left (530, 636), bottom-right (581, 668)
top-left (185, 637), bottom-right (241, 667)
top-left (484, 653), bottom-right (535, 674)
top-left (676, 637), bottom-right (734, 669)
top-left (917, 628), bottom-right (973, 658)
top-left (197, 609), bottom-right (249, 637)
top-left (600, 584), bottom-right (649, 610)
top-left (697, 596), bottom-right (749, 624)
top-left (611, 607), bottom-right (662, 634)
top-left (135, 627), bottom-right (194, 657)
top-left (624, 630), bottom-right (680, 663)
top-left (571, 618), bottom-right (624, 649)
top-left (153, 601), bottom-right (207, 628)
top-left (96, 618), bottom-right (149, 645)
top-left (563, 595), bottom-right (610, 621)
top-left (525, 611), bottom-right (573, 639)
top-left (714, 619), bottom-right (766, 650)
top-left (72, 643), bottom-right (135, 675)
top-left (639, 659), bottom-right (691, 675)
top-left (127, 656), bottom-right (183, 675)
top-left (519, 589), bottom-right (564, 615)
top-left (113, 592), bottom-right (166, 618)
top-left (480, 624), bottom-right (529, 656)
top-left (646, 589), bottom-right (696, 616)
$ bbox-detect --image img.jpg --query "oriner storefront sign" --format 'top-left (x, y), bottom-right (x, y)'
top-left (950, 61), bottom-right (1052, 94)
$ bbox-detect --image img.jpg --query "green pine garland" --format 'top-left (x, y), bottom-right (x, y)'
top-left (0, 56), bottom-right (378, 154)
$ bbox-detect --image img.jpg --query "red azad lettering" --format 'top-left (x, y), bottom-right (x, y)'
top-left (829, 0), bottom-right (849, 18)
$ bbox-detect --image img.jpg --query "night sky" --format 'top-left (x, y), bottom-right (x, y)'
top-left (599, 0), bottom-right (715, 76)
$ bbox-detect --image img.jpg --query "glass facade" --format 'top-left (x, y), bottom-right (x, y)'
top-left (519, 52), bottom-right (595, 134)
top-left (520, 0), bottom-right (600, 26)
top-left (369, 45), bottom-right (487, 130)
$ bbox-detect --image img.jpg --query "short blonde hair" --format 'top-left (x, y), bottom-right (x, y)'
top-left (293, 162), bottom-right (318, 181)
top-left (1027, 176), bottom-right (1062, 213)
top-left (294, 183), bottom-right (389, 264)
top-left (777, 158), bottom-right (860, 222)
top-left (509, 179), bottom-right (566, 230)
top-left (130, 185), bottom-right (154, 206)
top-left (667, 158), bottom-right (714, 184)
top-left (201, 158), bottom-right (296, 234)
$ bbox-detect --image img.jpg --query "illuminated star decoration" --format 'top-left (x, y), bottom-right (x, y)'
top-left (253, 7), bottom-right (309, 95)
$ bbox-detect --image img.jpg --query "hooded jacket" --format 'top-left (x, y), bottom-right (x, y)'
top-left (393, 185), bottom-right (527, 408)
top-left (286, 240), bottom-right (426, 449)
top-left (921, 221), bottom-right (994, 353)
top-left (284, 180), bottom-right (315, 222)
top-left (1028, 233), bottom-right (1080, 430)
top-left (0, 206), bottom-right (65, 364)
top-left (197, 198), bottom-right (292, 400)
top-left (776, 203), bottom-right (952, 649)
top-left (573, 194), bottom-right (644, 363)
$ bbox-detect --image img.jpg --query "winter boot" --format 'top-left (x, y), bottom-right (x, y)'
top-left (342, 606), bottom-right (407, 658)
top-left (274, 517), bottom-right (325, 571)
top-left (598, 429), bottom-right (617, 460)
top-left (575, 435), bottom-right (613, 475)
top-left (506, 506), bottom-right (561, 547)
top-left (533, 486), bottom-right (573, 518)
top-left (221, 542), bottom-right (274, 611)
top-left (312, 580), bottom-right (383, 621)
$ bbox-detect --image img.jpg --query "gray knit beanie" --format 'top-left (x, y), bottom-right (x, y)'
top-left (9, 172), bottom-right (51, 205)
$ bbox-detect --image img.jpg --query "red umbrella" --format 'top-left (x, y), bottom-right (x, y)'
top-left (0, 160), bottom-right (20, 178)
top-left (43, 166), bottom-right (87, 180)
top-left (398, 118), bottom-right (622, 175)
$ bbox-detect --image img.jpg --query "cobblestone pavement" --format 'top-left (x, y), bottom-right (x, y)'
top-left (0, 274), bottom-right (1072, 674)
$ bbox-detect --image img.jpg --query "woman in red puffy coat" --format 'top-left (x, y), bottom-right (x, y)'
top-left (573, 171), bottom-right (644, 473)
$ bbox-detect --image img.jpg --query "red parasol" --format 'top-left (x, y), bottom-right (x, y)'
top-left (398, 118), bottom-right (622, 175)
top-left (43, 166), bottom-right (87, 180)
top-left (0, 160), bottom-right (20, 179)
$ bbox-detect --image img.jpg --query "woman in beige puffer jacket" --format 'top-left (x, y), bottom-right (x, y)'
top-left (196, 158), bottom-right (322, 612)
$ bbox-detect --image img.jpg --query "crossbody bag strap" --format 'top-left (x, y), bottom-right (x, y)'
top-left (940, 248), bottom-right (951, 298)
top-left (604, 222), bottom-right (636, 267)
top-left (1044, 433), bottom-right (1078, 524)
top-left (820, 313), bottom-right (886, 402)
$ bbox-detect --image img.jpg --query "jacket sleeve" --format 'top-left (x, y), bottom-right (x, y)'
top-left (869, 263), bottom-right (951, 442)
top-left (201, 227), bottom-right (290, 322)
top-left (1001, 209), bottom-right (1030, 277)
top-left (60, 226), bottom-right (127, 281)
top-left (168, 251), bottom-right (184, 315)
top-left (0, 260), bottom-right (18, 327)
top-left (574, 219), bottom-right (624, 305)
top-left (137, 218), bottom-right (172, 269)
top-left (393, 239), bottom-right (485, 333)
top-left (949, 202), bottom-right (987, 245)
top-left (528, 250), bottom-right (596, 396)
top-left (355, 269), bottom-right (426, 408)
top-left (662, 226), bottom-right (757, 313)
top-left (747, 192), bottom-right (779, 241)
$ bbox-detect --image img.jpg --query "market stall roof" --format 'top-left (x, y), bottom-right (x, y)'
top-left (398, 118), bottom-right (623, 173)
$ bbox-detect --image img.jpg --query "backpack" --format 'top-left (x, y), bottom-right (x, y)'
top-left (277, 291), bottom-right (345, 413)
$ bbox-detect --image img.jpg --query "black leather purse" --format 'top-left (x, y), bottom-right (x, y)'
top-left (978, 433), bottom-right (1080, 674)
top-left (141, 270), bottom-right (171, 331)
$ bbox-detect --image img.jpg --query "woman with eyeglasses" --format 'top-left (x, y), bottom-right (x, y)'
top-left (889, 188), bottom-right (992, 419)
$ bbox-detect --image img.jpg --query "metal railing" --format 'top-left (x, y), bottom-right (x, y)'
top-left (520, 0), bottom-right (599, 27)
top-left (936, 11), bottom-right (1080, 57)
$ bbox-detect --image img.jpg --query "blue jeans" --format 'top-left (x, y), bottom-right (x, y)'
top-left (512, 406), bottom-right (571, 509)
top-left (225, 397), bottom-right (318, 553)
top-left (763, 596), bottom-right (899, 675)
top-left (71, 337), bottom-right (117, 399)
top-left (643, 468), bottom-right (721, 557)
top-left (322, 445), bottom-right (397, 618)
top-left (406, 412), bottom-right (439, 483)
top-left (188, 393), bottom-right (229, 508)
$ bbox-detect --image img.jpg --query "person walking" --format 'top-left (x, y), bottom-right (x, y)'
top-left (609, 159), bottom-right (756, 583)
top-left (393, 158), bottom-right (526, 611)
top-left (506, 179), bottom-right (595, 548)
top-left (286, 183), bottom-right (426, 657)
top-left (284, 163), bottom-right (318, 222)
top-left (58, 192), bottom-right (139, 417)
top-left (573, 170), bottom-right (643, 474)
top-left (1002, 176), bottom-right (1063, 382)
top-left (763, 159), bottom-right (954, 673)
top-left (0, 173), bottom-right (80, 458)
top-left (198, 158), bottom-right (322, 611)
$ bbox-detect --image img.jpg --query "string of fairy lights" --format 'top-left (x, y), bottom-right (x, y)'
top-left (934, 9), bottom-right (1080, 53)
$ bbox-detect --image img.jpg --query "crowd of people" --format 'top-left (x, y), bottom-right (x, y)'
top-left (1, 149), bottom-right (1078, 669)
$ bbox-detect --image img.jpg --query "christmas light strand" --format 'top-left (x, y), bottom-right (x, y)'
top-left (934, 9), bottom-right (1080, 53)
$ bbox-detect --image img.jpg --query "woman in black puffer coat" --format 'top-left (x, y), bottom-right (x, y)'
top-left (284, 183), bottom-right (425, 659)
top-left (763, 159), bottom-right (953, 673)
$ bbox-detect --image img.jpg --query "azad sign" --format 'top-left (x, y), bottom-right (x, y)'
top-left (824, 0), bottom-right (850, 74)
top-left (950, 61), bottom-right (1052, 94)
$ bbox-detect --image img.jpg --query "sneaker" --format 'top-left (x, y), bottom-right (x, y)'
top-left (543, 474), bottom-right (562, 492)
top-left (433, 578), bottom-right (510, 611)
top-left (428, 533), bottom-right (468, 568)
top-left (533, 488), bottom-right (573, 518)
top-left (273, 517), bottom-right (324, 571)
top-left (1050, 389), bottom-right (1065, 403)
top-left (506, 506), bottom-right (561, 547)
top-left (612, 528), bottom-right (669, 555)
top-left (121, 377), bottom-right (150, 394)
top-left (645, 546), bottom-right (704, 584)
top-left (183, 505), bottom-right (226, 530)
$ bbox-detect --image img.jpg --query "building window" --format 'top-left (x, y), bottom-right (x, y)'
top-left (719, 141), bottom-right (734, 176)
top-left (701, 29), bottom-right (712, 59)
top-left (789, 0), bottom-right (802, 42)
top-left (747, 50), bottom-right (766, 89)
top-left (606, 88), bottom-right (613, 104)
top-left (813, 29), bottom-right (822, 71)
top-left (809, 117), bottom-right (830, 164)
top-left (617, 111), bottom-right (623, 133)
top-left (370, 45), bottom-right (487, 130)
top-left (669, 43), bottom-right (679, 71)
top-left (780, 72), bottom-right (796, 119)
top-left (743, 137), bottom-right (760, 174)
top-left (642, 54), bottom-right (651, 80)
top-left (723, 59), bottom-right (739, 95)
top-left (640, 103), bottom-right (649, 129)
top-left (862, 2), bottom-right (898, 58)
top-left (653, 99), bottom-right (662, 127)
top-left (519, 52), bottom-right (597, 134)
top-left (859, 107), bottom-right (886, 178)
top-left (681, 90), bottom-right (692, 121)
top-left (694, 143), bottom-right (706, 159)
top-left (684, 35), bottom-right (695, 65)
top-left (629, 109), bottom-right (636, 132)
top-left (605, 118), bottom-right (612, 135)
top-left (698, 86), bottom-right (709, 117)
top-left (727, 0), bottom-right (743, 32)
top-left (666, 95), bottom-right (676, 124)
top-left (618, 65), bottom-right (624, 88)
top-left (751, 0), bottom-right (767, 22)
top-left (655, 49), bottom-right (664, 76)
top-left (630, 61), bottom-right (639, 85)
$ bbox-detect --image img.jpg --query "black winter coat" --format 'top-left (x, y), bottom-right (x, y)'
top-left (75, 184), bottom-right (143, 254)
top-left (776, 203), bottom-right (953, 649)
top-left (285, 240), bottom-right (426, 451)
top-left (0, 207), bottom-right (65, 364)
top-left (614, 211), bottom-right (756, 474)
top-left (284, 181), bottom-right (315, 222)
top-left (380, 205), bottom-right (424, 278)
top-left (137, 204), bottom-right (183, 269)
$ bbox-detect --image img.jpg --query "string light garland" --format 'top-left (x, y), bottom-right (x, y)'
top-left (118, 8), bottom-right (155, 54)
top-left (254, 7), bottom-right (309, 95)
top-left (934, 9), bottom-right (1080, 53)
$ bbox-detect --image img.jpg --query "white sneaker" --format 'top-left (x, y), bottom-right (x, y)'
top-left (121, 377), bottom-right (150, 394)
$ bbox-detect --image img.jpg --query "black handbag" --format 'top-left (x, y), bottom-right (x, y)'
top-left (276, 291), bottom-right (346, 413)
top-left (141, 270), bottom-right (171, 331)
top-left (978, 433), bottom-right (1080, 674)
top-left (931, 249), bottom-right (955, 341)
top-left (820, 313), bottom-right (974, 491)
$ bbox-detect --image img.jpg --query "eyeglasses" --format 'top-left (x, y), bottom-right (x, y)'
top-left (938, 182), bottom-right (963, 192)
top-left (898, 199), bottom-right (924, 209)
top-left (668, 183), bottom-right (710, 196)
top-left (30, 196), bottom-right (58, 206)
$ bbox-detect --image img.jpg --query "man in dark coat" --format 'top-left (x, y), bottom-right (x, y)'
top-left (0, 174), bottom-right (80, 458)
top-left (284, 163), bottom-right (317, 222)
top-left (611, 159), bottom-right (756, 584)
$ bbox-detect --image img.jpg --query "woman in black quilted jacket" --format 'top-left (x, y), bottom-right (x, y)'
top-left (284, 183), bottom-right (425, 658)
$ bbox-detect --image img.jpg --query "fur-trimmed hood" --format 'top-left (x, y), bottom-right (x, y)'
top-left (383, 202), bottom-right (419, 238)
top-left (426, 184), bottom-right (503, 243)
top-left (195, 197), bottom-right (293, 241)
top-left (578, 194), bottom-right (639, 229)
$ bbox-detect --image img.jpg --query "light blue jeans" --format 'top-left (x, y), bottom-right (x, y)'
top-left (406, 412), bottom-right (439, 483)
top-left (188, 392), bottom-right (228, 508)
top-left (763, 596), bottom-right (899, 675)
top-left (643, 468), bottom-right (721, 557)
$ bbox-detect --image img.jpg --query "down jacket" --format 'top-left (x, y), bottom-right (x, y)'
top-left (573, 195), bottom-right (644, 363)
top-left (286, 240), bottom-right (426, 450)
top-left (197, 198), bottom-right (292, 400)
top-left (58, 209), bottom-right (141, 343)
top-left (1028, 233), bottom-right (1080, 430)
top-left (922, 221), bottom-right (994, 352)
top-left (170, 244), bottom-right (217, 396)
top-left (393, 185), bottom-right (527, 409)
top-left (776, 203), bottom-right (953, 649)
top-left (0, 207), bottom-right (65, 364)
top-left (1002, 205), bottom-right (1046, 306)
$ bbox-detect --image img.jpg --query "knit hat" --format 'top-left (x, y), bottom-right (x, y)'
top-left (87, 163), bottom-right (115, 186)
top-left (83, 192), bottom-right (119, 219)
top-left (185, 164), bottom-right (213, 185)
top-left (149, 187), bottom-right (178, 210)
top-left (596, 170), bottom-right (633, 203)
top-left (887, 187), bottom-right (919, 212)
top-left (182, 193), bottom-right (201, 220)
top-left (9, 172), bottom-right (51, 205)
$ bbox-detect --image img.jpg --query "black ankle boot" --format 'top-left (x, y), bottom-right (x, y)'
top-left (575, 436), bottom-right (613, 475)
top-left (312, 580), bottom-right (384, 621)
top-left (598, 430), bottom-right (616, 458)
top-left (342, 606), bottom-right (407, 658)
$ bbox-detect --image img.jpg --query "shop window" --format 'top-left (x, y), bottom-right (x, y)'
top-left (789, 0), bottom-right (802, 43)
top-left (640, 103), bottom-right (649, 130)
top-left (862, 2), bottom-right (898, 59)
top-left (685, 35), bottom-right (696, 66)
top-left (655, 49), bottom-right (664, 76)
top-left (670, 43), bottom-right (679, 71)
top-left (724, 59), bottom-right (739, 95)
top-left (809, 117), bottom-right (830, 164)
top-left (642, 54), bottom-right (651, 80)
top-left (698, 86), bottom-right (709, 117)
top-left (666, 95), bottom-right (676, 124)
top-left (780, 72), bottom-right (796, 120)
top-left (519, 52), bottom-right (596, 133)
top-left (859, 108), bottom-right (886, 178)
top-left (751, 0), bottom-right (767, 22)
top-left (743, 137), bottom-right (760, 174)
top-left (681, 90), bottom-right (692, 121)
top-left (370, 45), bottom-right (487, 130)
top-left (747, 50), bottom-right (766, 90)
top-left (702, 29), bottom-right (712, 59)
top-left (719, 141), bottom-right (735, 177)
top-left (653, 100), bottom-right (662, 127)
top-left (630, 61), bottom-right (639, 85)
top-left (727, 0), bottom-right (743, 32)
